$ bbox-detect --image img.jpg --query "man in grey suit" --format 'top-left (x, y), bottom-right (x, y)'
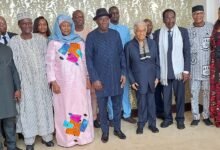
top-left (154, 9), bottom-right (190, 129)
top-left (0, 43), bottom-right (21, 150)
top-left (125, 21), bottom-right (160, 134)
top-left (0, 16), bottom-right (17, 45)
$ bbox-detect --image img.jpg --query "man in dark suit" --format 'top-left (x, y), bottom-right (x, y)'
top-left (0, 43), bottom-right (22, 150)
top-left (86, 8), bottom-right (126, 143)
top-left (154, 9), bottom-right (190, 129)
top-left (125, 21), bottom-right (160, 134)
top-left (0, 16), bottom-right (17, 45)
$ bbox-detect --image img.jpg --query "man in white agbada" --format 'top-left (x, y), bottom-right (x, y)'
top-left (153, 9), bottom-right (191, 130)
top-left (8, 11), bottom-right (54, 150)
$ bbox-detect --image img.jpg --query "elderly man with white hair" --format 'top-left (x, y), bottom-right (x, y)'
top-left (125, 21), bottom-right (160, 134)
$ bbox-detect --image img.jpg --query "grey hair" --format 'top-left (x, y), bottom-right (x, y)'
top-left (133, 21), bottom-right (147, 32)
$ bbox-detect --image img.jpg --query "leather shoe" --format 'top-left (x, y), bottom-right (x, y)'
top-left (136, 127), bottom-right (143, 134)
top-left (203, 118), bottom-right (214, 126)
top-left (41, 140), bottom-right (54, 147)
top-left (177, 122), bottom-right (185, 129)
top-left (113, 130), bottom-right (126, 139)
top-left (190, 120), bottom-right (200, 126)
top-left (122, 117), bottom-right (137, 124)
top-left (26, 145), bottom-right (34, 150)
top-left (160, 121), bottom-right (173, 128)
top-left (94, 119), bottom-right (101, 128)
top-left (148, 126), bottom-right (159, 133)
top-left (101, 133), bottom-right (109, 143)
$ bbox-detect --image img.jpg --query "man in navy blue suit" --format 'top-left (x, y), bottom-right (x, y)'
top-left (154, 9), bottom-right (190, 129)
top-left (86, 8), bottom-right (126, 143)
top-left (125, 21), bottom-right (160, 134)
top-left (0, 16), bottom-right (17, 45)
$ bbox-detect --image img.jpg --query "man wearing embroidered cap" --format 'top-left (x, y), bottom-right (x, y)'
top-left (86, 8), bottom-right (126, 143)
top-left (8, 11), bottom-right (54, 150)
top-left (188, 5), bottom-right (214, 127)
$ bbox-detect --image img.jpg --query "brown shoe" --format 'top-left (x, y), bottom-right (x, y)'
top-left (122, 117), bottom-right (137, 124)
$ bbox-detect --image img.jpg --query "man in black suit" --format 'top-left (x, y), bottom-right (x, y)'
top-left (153, 9), bottom-right (190, 129)
top-left (125, 21), bottom-right (160, 134)
top-left (0, 16), bottom-right (21, 150)
top-left (0, 16), bottom-right (17, 45)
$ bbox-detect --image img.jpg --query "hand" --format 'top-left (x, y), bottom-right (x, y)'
top-left (86, 78), bottom-right (91, 89)
top-left (93, 80), bottom-right (103, 91)
top-left (51, 81), bottom-right (61, 94)
top-left (155, 78), bottom-right (159, 87)
top-left (14, 90), bottom-right (21, 102)
top-left (120, 75), bottom-right (126, 88)
top-left (131, 82), bottom-right (139, 91)
top-left (183, 72), bottom-right (190, 83)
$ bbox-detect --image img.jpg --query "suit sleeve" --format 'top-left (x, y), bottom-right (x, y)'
top-left (85, 34), bottom-right (100, 83)
top-left (153, 31), bottom-right (160, 79)
top-left (10, 50), bottom-right (21, 91)
top-left (182, 28), bottom-right (191, 72)
top-left (153, 41), bottom-right (160, 79)
top-left (124, 43), bottom-right (135, 84)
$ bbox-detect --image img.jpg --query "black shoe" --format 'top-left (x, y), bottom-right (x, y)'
top-left (160, 121), bottom-right (173, 128)
top-left (16, 147), bottom-right (23, 150)
top-left (94, 119), bottom-right (101, 128)
top-left (148, 126), bottom-right (159, 133)
top-left (113, 130), bottom-right (126, 139)
top-left (156, 114), bottom-right (164, 120)
top-left (203, 118), bottom-right (214, 126)
top-left (136, 127), bottom-right (143, 134)
top-left (26, 145), bottom-right (34, 150)
top-left (101, 133), bottom-right (109, 143)
top-left (18, 133), bottom-right (24, 140)
top-left (41, 140), bottom-right (54, 147)
top-left (109, 119), bottom-right (113, 127)
top-left (190, 120), bottom-right (200, 126)
top-left (177, 122), bottom-right (185, 129)
top-left (122, 117), bottom-right (137, 124)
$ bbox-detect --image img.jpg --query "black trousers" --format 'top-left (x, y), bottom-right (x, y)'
top-left (136, 91), bottom-right (156, 128)
top-left (163, 79), bottom-right (185, 123)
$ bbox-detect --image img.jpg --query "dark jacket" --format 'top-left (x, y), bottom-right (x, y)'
top-left (0, 43), bottom-right (21, 119)
top-left (86, 28), bottom-right (126, 97)
top-left (125, 38), bottom-right (160, 94)
top-left (153, 27), bottom-right (190, 73)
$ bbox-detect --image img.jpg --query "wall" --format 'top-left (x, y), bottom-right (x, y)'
top-left (0, 0), bottom-right (192, 34)
top-left (3, 0), bottom-right (218, 108)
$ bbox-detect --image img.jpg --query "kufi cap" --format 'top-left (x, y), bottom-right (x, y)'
top-left (17, 11), bottom-right (31, 21)
top-left (192, 5), bottom-right (204, 13)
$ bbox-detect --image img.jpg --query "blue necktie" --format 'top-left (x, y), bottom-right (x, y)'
top-left (2, 35), bottom-right (8, 45)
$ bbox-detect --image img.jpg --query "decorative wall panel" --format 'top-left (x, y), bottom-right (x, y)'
top-left (0, 0), bottom-right (193, 108)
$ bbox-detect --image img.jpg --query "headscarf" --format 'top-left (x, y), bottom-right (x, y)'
top-left (49, 14), bottom-right (81, 43)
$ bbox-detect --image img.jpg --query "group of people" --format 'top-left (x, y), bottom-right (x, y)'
top-left (0, 4), bottom-right (220, 150)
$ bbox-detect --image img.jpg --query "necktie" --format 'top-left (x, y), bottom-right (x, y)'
top-left (168, 30), bottom-right (172, 50)
top-left (2, 35), bottom-right (8, 45)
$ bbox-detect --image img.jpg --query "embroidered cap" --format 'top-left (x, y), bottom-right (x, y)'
top-left (17, 11), bottom-right (31, 21)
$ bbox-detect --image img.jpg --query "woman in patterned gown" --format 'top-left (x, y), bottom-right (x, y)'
top-left (46, 15), bottom-right (94, 147)
top-left (210, 19), bottom-right (220, 127)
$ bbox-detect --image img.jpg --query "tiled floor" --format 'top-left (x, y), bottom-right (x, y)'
top-left (14, 112), bottom-right (220, 150)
